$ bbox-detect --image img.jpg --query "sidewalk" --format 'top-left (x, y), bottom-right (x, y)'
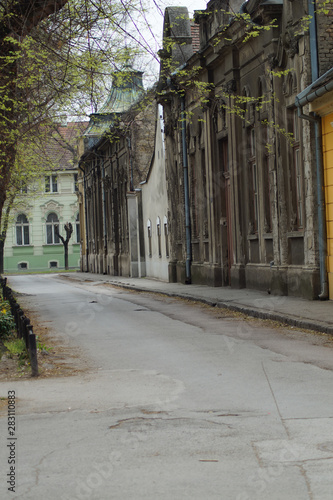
top-left (62, 272), bottom-right (333, 334)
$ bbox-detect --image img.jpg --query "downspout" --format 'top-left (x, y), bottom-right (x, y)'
top-left (78, 163), bottom-right (89, 272)
top-left (294, 1), bottom-right (328, 299)
top-left (181, 95), bottom-right (192, 284)
top-left (295, 105), bottom-right (328, 299)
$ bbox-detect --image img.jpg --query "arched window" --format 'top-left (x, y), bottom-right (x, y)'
top-left (75, 213), bottom-right (80, 243)
top-left (46, 213), bottom-right (60, 244)
top-left (16, 214), bottom-right (30, 246)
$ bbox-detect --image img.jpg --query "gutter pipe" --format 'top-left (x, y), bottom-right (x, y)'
top-left (181, 95), bottom-right (192, 284)
top-left (296, 67), bottom-right (333, 107)
top-left (295, 1), bottom-right (328, 299)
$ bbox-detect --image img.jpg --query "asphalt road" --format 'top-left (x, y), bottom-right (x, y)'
top-left (0, 273), bottom-right (333, 499)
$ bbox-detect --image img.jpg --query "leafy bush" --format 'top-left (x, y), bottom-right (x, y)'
top-left (0, 297), bottom-right (15, 339)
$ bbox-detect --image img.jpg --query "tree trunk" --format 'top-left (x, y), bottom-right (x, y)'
top-left (0, 238), bottom-right (4, 274)
top-left (64, 242), bottom-right (69, 270)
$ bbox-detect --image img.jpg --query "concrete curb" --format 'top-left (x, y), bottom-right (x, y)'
top-left (106, 281), bottom-right (333, 335)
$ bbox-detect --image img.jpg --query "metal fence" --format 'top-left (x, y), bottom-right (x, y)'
top-left (0, 277), bottom-right (38, 377)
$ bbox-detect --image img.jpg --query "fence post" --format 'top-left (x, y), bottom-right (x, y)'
top-left (23, 317), bottom-right (31, 349)
top-left (28, 326), bottom-right (38, 377)
top-left (17, 310), bottom-right (24, 339)
top-left (12, 303), bottom-right (20, 331)
top-left (1, 279), bottom-right (39, 378)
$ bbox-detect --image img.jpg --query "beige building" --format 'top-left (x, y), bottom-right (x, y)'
top-left (140, 105), bottom-right (169, 281)
top-left (157, 0), bottom-right (333, 299)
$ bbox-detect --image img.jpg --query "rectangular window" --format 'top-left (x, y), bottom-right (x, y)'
top-left (157, 224), bottom-right (162, 258)
top-left (46, 226), bottom-right (59, 244)
top-left (164, 223), bottom-right (169, 258)
top-left (16, 226), bottom-right (22, 246)
top-left (250, 127), bottom-right (256, 157)
top-left (248, 127), bottom-right (258, 233)
top-left (262, 126), bottom-right (272, 233)
top-left (74, 173), bottom-right (78, 192)
top-left (288, 108), bottom-right (303, 230)
top-left (295, 148), bottom-right (303, 227)
top-left (46, 225), bottom-right (53, 244)
top-left (16, 224), bottom-right (29, 245)
top-left (23, 225), bottom-right (29, 245)
top-left (252, 163), bottom-right (259, 233)
top-left (76, 223), bottom-right (80, 243)
top-left (45, 175), bottom-right (58, 193)
top-left (147, 226), bottom-right (152, 258)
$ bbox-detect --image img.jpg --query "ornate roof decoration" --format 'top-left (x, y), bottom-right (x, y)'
top-left (84, 66), bottom-right (144, 148)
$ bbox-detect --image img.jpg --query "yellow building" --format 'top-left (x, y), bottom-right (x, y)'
top-left (321, 111), bottom-right (333, 299)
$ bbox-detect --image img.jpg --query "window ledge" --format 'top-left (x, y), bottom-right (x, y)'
top-left (287, 231), bottom-right (304, 238)
top-left (247, 234), bottom-right (259, 241)
top-left (13, 245), bottom-right (34, 248)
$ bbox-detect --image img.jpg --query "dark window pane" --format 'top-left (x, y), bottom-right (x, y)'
top-left (16, 227), bottom-right (22, 245)
top-left (52, 176), bottom-right (58, 192)
top-left (47, 213), bottom-right (58, 223)
top-left (47, 225), bottom-right (53, 244)
top-left (23, 225), bottom-right (29, 245)
top-left (17, 214), bottom-right (28, 224)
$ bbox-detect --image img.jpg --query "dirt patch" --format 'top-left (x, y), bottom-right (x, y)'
top-left (0, 309), bottom-right (90, 381)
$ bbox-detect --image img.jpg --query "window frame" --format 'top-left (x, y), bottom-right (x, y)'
top-left (157, 217), bottom-right (162, 258)
top-left (147, 220), bottom-right (152, 258)
top-left (288, 108), bottom-right (304, 230)
top-left (16, 214), bottom-right (30, 246)
top-left (74, 173), bottom-right (79, 193)
top-left (248, 126), bottom-right (259, 234)
top-left (75, 213), bottom-right (80, 243)
top-left (164, 216), bottom-right (169, 258)
top-left (45, 175), bottom-right (58, 193)
top-left (46, 212), bottom-right (60, 245)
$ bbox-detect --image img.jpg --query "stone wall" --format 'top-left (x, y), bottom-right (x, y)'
top-left (317, 0), bottom-right (333, 75)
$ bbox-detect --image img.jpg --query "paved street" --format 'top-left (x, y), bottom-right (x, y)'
top-left (0, 273), bottom-right (333, 499)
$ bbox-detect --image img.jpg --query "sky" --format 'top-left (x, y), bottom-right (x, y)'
top-left (132, 0), bottom-right (208, 86)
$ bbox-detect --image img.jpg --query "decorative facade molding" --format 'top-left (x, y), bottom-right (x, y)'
top-left (40, 200), bottom-right (64, 219)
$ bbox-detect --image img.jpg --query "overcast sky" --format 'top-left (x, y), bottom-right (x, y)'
top-left (136, 0), bottom-right (208, 85)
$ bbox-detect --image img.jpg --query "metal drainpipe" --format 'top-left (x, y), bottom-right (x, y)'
top-left (294, 1), bottom-right (328, 299)
top-left (181, 95), bottom-right (192, 284)
top-left (78, 163), bottom-right (89, 272)
top-left (296, 106), bottom-right (328, 299)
